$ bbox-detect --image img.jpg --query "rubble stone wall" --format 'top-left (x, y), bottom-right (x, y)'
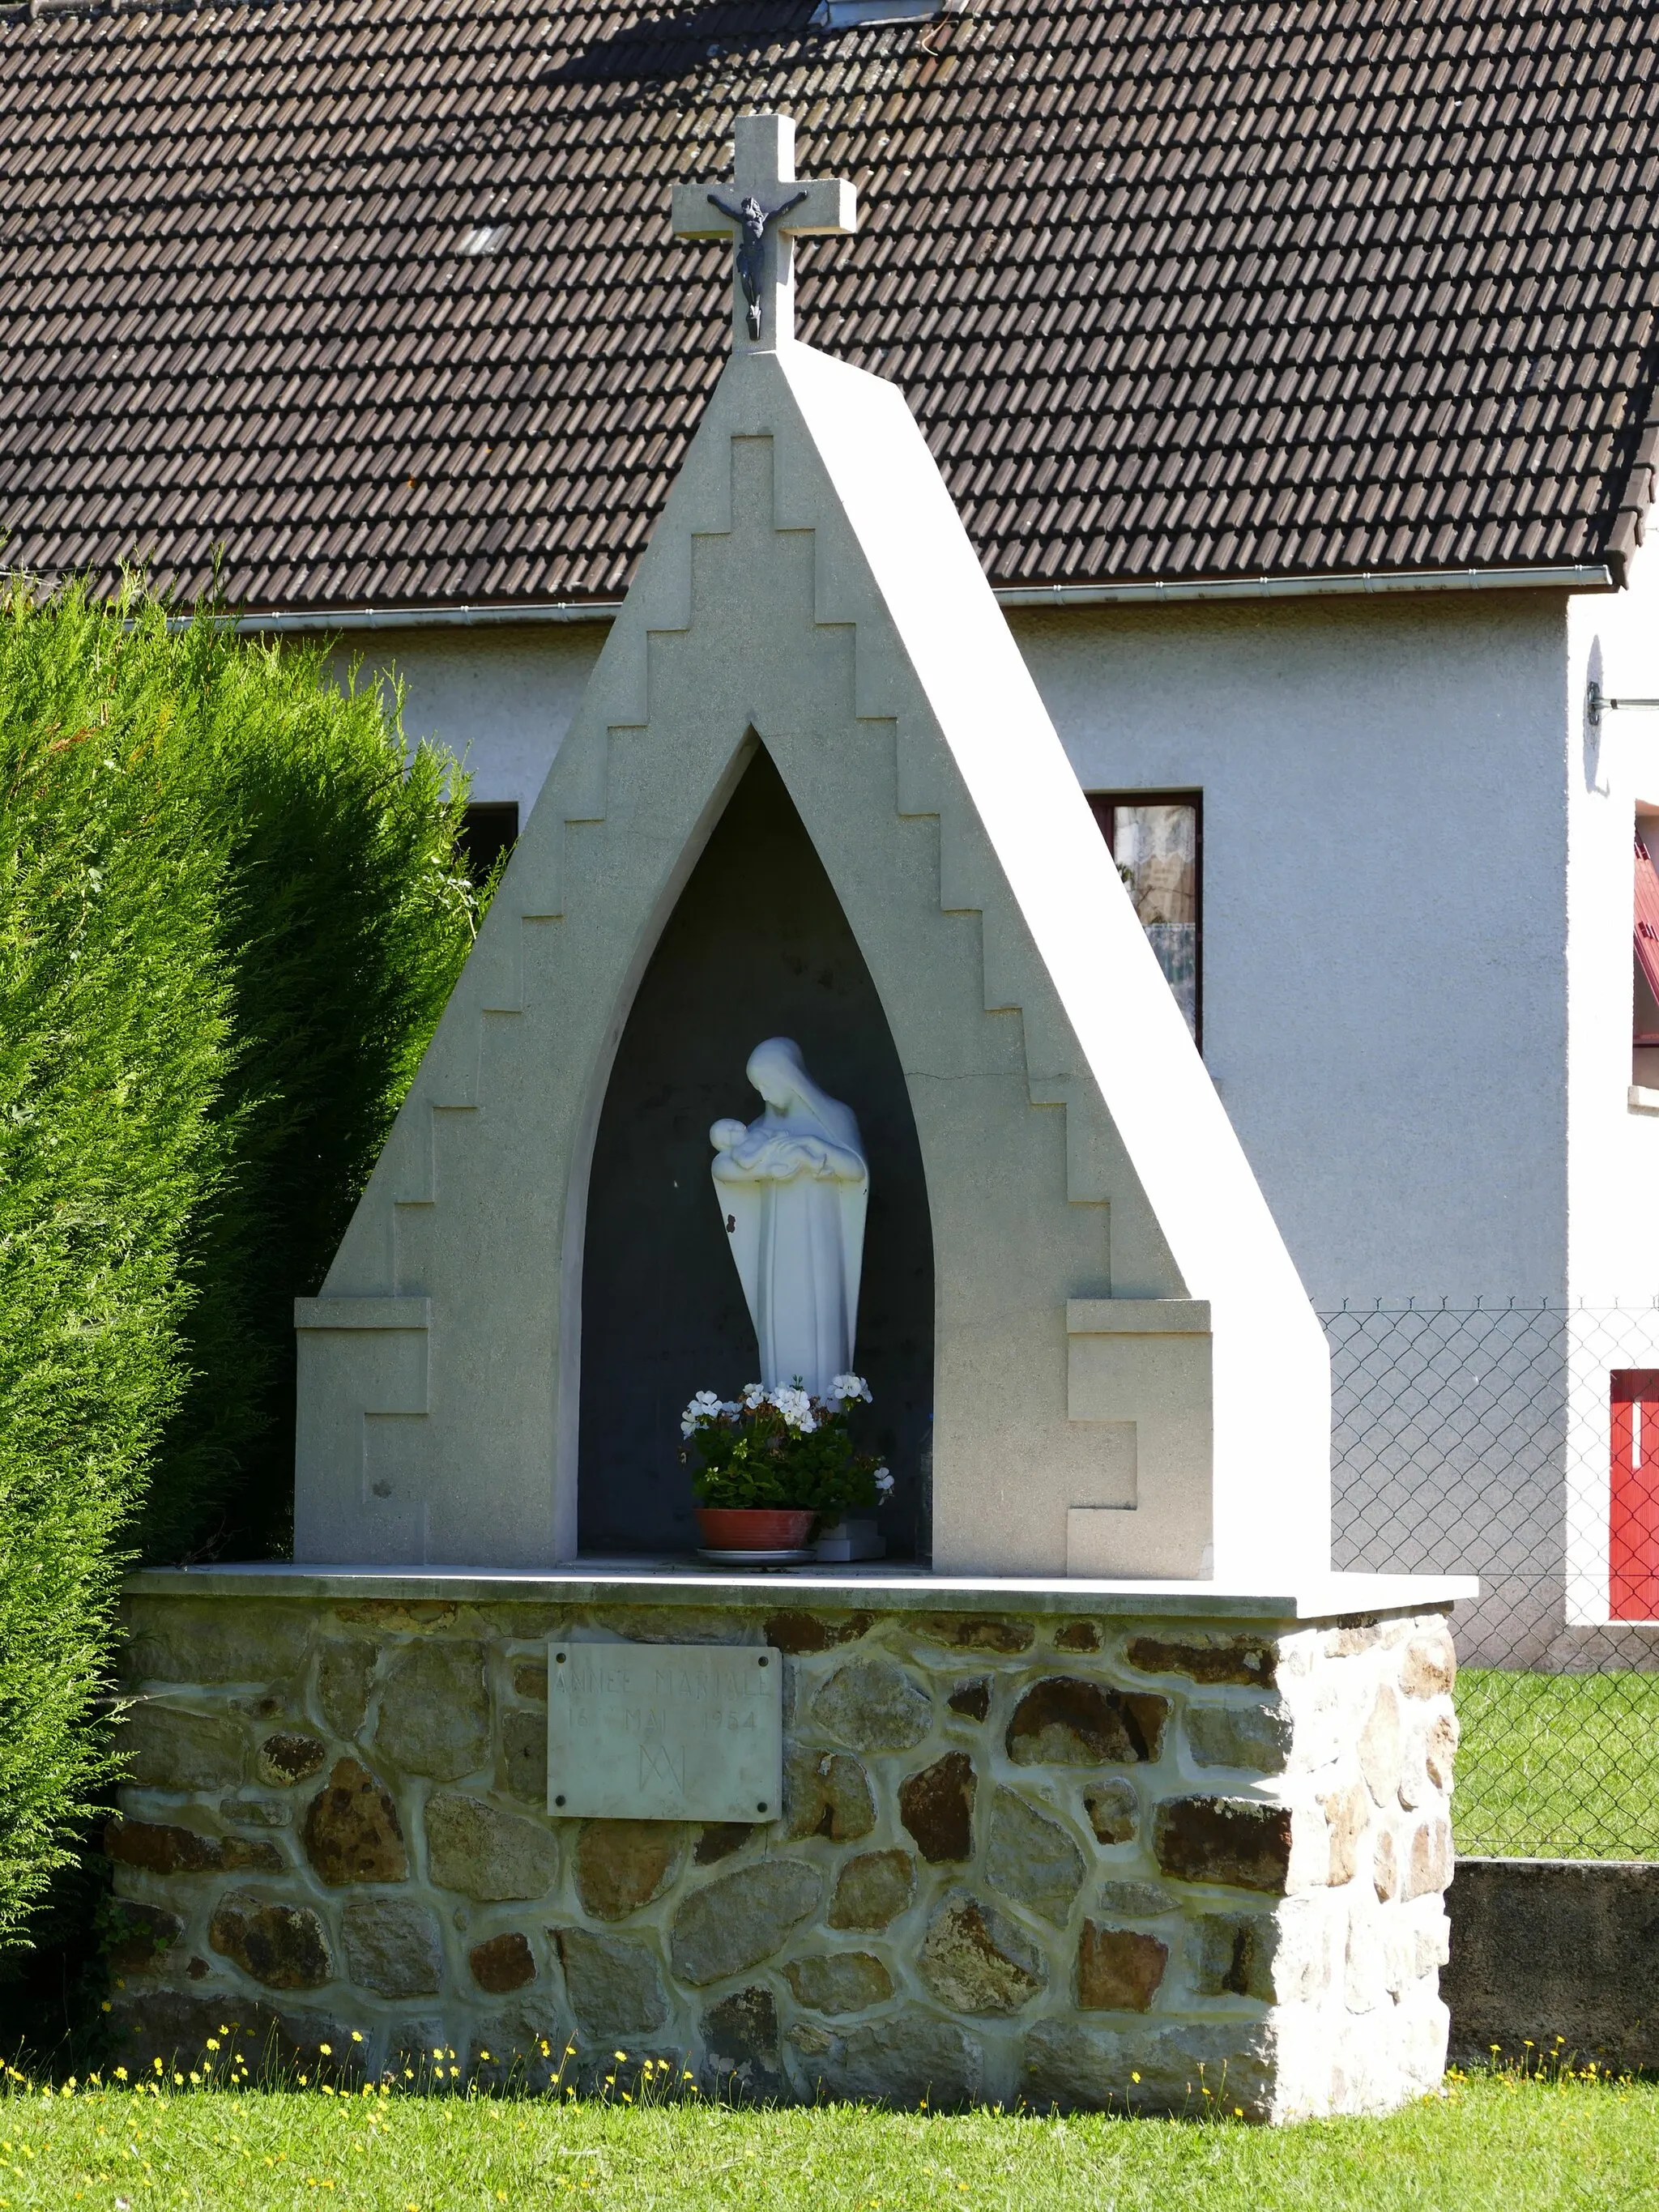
top-left (108, 1590), bottom-right (1458, 2120)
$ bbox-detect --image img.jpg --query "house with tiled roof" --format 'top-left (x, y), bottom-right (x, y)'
top-left (4, 0), bottom-right (1659, 1650)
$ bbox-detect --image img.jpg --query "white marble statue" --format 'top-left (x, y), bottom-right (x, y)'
top-left (710, 1038), bottom-right (868, 1398)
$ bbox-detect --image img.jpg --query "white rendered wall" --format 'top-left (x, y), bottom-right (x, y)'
top-left (1562, 543), bottom-right (1659, 1622)
top-left (322, 622), bottom-right (606, 825)
top-left (1566, 539), bottom-right (1659, 1302)
top-left (327, 595), bottom-right (1577, 1311)
top-left (1009, 593), bottom-right (1571, 1308)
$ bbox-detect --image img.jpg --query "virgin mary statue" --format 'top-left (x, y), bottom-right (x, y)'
top-left (710, 1038), bottom-right (868, 1398)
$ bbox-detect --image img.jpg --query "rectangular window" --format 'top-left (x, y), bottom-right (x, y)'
top-left (1088, 791), bottom-right (1201, 1044)
top-left (460, 801), bottom-right (519, 886)
top-left (1610, 1370), bottom-right (1659, 1620)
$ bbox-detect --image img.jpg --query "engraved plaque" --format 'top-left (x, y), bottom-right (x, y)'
top-left (546, 1642), bottom-right (783, 1821)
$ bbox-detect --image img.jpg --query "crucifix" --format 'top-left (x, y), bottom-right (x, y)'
top-left (671, 113), bottom-right (857, 350)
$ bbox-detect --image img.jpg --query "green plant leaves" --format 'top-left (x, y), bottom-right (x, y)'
top-left (0, 580), bottom-right (476, 1961)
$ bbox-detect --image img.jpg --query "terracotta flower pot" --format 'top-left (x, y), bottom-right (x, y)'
top-left (696, 1507), bottom-right (817, 1552)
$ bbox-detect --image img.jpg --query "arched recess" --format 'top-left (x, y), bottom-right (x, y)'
top-left (578, 743), bottom-right (934, 1558)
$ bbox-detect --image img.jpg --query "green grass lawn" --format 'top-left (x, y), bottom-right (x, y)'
top-left (1454, 1668), bottom-right (1659, 1859)
top-left (5, 1667), bottom-right (1653, 2208)
top-left (4, 2072), bottom-right (1657, 2211)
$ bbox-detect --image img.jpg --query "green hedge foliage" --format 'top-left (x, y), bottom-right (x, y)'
top-left (0, 583), bottom-right (480, 1954)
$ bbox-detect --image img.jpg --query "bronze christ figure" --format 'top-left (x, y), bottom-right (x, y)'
top-left (707, 189), bottom-right (808, 339)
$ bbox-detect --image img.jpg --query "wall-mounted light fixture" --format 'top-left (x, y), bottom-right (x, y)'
top-left (1589, 683), bottom-right (1659, 727)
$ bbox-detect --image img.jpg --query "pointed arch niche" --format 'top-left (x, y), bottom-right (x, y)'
top-left (578, 744), bottom-right (934, 1559)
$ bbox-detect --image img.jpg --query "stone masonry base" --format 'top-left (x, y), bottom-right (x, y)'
top-left (108, 1587), bottom-right (1457, 2121)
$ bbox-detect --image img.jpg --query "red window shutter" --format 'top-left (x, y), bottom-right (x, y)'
top-left (1634, 834), bottom-right (1659, 1005)
top-left (1610, 1370), bottom-right (1659, 1620)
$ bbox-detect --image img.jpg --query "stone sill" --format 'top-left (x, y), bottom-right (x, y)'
top-left (1630, 1085), bottom-right (1659, 1114)
top-left (125, 1560), bottom-right (1476, 1623)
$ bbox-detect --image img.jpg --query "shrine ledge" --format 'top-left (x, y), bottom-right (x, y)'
top-left (126, 1562), bottom-right (1476, 1623)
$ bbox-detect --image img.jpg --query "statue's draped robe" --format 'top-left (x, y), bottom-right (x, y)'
top-left (711, 1045), bottom-right (868, 1396)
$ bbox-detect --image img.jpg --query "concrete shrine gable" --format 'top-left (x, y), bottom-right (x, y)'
top-left (293, 339), bottom-right (1332, 1583)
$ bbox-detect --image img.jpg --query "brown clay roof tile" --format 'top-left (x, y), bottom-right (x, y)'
top-left (0, 0), bottom-right (1655, 612)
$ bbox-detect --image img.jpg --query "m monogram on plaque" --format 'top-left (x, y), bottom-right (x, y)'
top-left (546, 1643), bottom-right (784, 1821)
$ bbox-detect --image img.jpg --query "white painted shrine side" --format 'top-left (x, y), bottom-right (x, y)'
top-left (780, 342), bottom-right (1332, 1588)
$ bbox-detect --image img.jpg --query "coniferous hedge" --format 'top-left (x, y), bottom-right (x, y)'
top-left (0, 583), bottom-right (480, 1957)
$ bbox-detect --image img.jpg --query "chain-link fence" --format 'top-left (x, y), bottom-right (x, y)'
top-left (1326, 1301), bottom-right (1659, 1860)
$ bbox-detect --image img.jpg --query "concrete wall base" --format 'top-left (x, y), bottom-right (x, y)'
top-left (1445, 1856), bottom-right (1659, 2073)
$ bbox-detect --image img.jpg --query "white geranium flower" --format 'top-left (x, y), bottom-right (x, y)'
top-left (740, 1382), bottom-right (769, 1410)
top-left (829, 1372), bottom-right (872, 1404)
top-left (873, 1465), bottom-right (893, 1494)
top-left (680, 1389), bottom-right (727, 1438)
top-left (771, 1385), bottom-right (816, 1432)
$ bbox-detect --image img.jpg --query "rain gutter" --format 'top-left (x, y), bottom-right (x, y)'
top-left (993, 564), bottom-right (1615, 608)
top-left (233, 562), bottom-right (1617, 635)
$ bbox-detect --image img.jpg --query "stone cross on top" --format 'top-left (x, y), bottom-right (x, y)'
top-left (672, 113), bottom-right (856, 351)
